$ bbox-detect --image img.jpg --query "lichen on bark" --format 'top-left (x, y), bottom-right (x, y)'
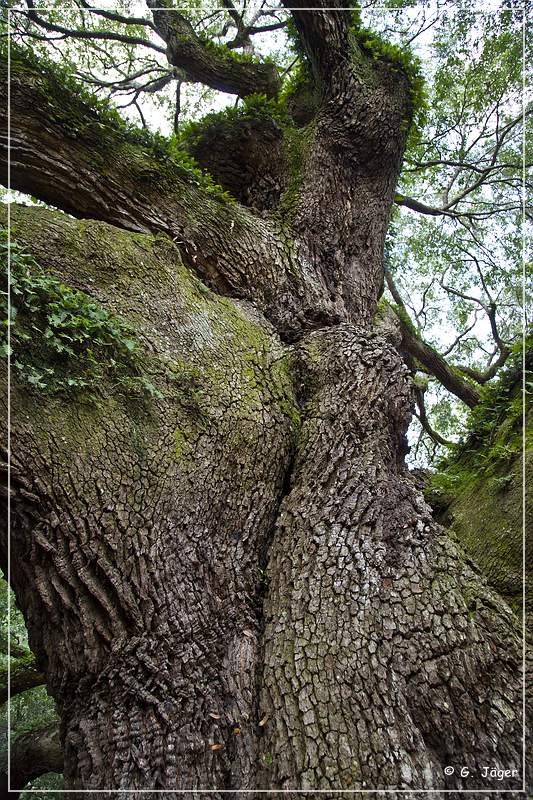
top-left (0, 9), bottom-right (529, 794)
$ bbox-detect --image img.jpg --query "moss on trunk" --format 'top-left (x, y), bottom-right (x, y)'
top-left (427, 356), bottom-right (531, 618)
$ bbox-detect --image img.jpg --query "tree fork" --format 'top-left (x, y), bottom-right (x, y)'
top-left (0, 4), bottom-right (529, 792)
top-left (0, 50), bottom-right (347, 338)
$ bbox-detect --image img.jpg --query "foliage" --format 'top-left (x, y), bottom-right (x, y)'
top-left (0, 577), bottom-right (29, 657)
top-left (197, 32), bottom-right (276, 67)
top-left (179, 92), bottom-right (289, 148)
top-left (0, 577), bottom-right (61, 792)
top-left (3, 0), bottom-right (529, 461)
top-left (466, 339), bottom-right (531, 448)
top-left (1, 232), bottom-right (162, 398)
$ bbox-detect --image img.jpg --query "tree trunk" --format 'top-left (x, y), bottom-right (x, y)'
top-left (2, 204), bottom-right (527, 796)
top-left (2, 204), bottom-right (299, 792)
top-left (0, 9), bottom-right (529, 793)
top-left (259, 326), bottom-right (523, 790)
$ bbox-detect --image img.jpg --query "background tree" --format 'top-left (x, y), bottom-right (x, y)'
top-left (0, 0), bottom-right (530, 794)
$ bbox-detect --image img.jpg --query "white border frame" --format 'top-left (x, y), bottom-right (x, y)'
top-left (5, 2), bottom-right (528, 793)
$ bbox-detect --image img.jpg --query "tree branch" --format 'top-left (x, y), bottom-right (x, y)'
top-left (282, 0), bottom-right (352, 87)
top-left (385, 271), bottom-right (481, 408)
top-left (23, 0), bottom-right (166, 54)
top-left (0, 722), bottom-right (62, 794)
top-left (414, 387), bottom-right (455, 448)
top-left (0, 651), bottom-right (45, 703)
top-left (0, 52), bottom-right (252, 292)
top-left (0, 50), bottom-right (338, 337)
top-left (147, 0), bottom-right (281, 97)
top-left (78, 0), bottom-right (157, 31)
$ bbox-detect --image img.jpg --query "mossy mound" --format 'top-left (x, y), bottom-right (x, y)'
top-left (426, 346), bottom-right (532, 618)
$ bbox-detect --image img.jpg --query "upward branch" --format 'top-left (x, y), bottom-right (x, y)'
top-left (282, 0), bottom-right (352, 87)
top-left (0, 49), bottom-right (342, 337)
top-left (147, 0), bottom-right (281, 97)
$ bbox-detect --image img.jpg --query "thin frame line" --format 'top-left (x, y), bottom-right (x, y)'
top-left (521, 6), bottom-right (527, 795)
top-left (6, 2), bottom-right (528, 795)
top-left (6, 7), bottom-right (11, 799)
top-left (7, 6), bottom-right (524, 10)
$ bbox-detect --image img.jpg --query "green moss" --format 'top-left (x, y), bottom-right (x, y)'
top-left (428, 340), bottom-right (532, 500)
top-left (196, 33), bottom-right (276, 69)
top-left (5, 206), bottom-right (303, 497)
top-left (390, 302), bottom-right (418, 335)
top-left (173, 429), bottom-right (187, 461)
top-left (348, 19), bottom-right (428, 142)
top-left (276, 124), bottom-right (315, 219)
top-left (179, 93), bottom-right (290, 150)
top-left (426, 341), bottom-right (532, 615)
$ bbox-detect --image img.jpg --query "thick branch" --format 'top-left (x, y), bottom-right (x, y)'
top-left (0, 722), bottom-right (62, 793)
top-left (147, 1), bottom-right (281, 97)
top-left (0, 652), bottom-right (45, 703)
top-left (1, 54), bottom-right (257, 296)
top-left (402, 321), bottom-right (480, 406)
top-left (282, 0), bottom-right (352, 85)
top-left (0, 51), bottom-right (341, 337)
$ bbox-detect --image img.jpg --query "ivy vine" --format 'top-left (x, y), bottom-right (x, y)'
top-left (1, 231), bottom-right (162, 399)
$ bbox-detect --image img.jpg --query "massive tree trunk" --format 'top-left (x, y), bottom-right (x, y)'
top-left (0, 3), bottom-right (528, 795)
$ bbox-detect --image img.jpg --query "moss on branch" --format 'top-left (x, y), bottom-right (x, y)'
top-left (4, 42), bottom-right (234, 203)
top-left (348, 17), bottom-right (428, 141)
top-left (0, 652), bottom-right (45, 703)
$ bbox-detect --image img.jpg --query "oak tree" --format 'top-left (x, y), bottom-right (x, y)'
top-left (0, 0), bottom-right (530, 795)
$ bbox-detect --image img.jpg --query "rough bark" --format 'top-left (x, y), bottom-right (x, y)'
top-left (2, 204), bottom-right (299, 792)
top-left (185, 116), bottom-right (288, 213)
top-left (259, 326), bottom-right (524, 791)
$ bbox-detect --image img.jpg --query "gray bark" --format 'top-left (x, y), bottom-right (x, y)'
top-left (259, 325), bottom-right (524, 791)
